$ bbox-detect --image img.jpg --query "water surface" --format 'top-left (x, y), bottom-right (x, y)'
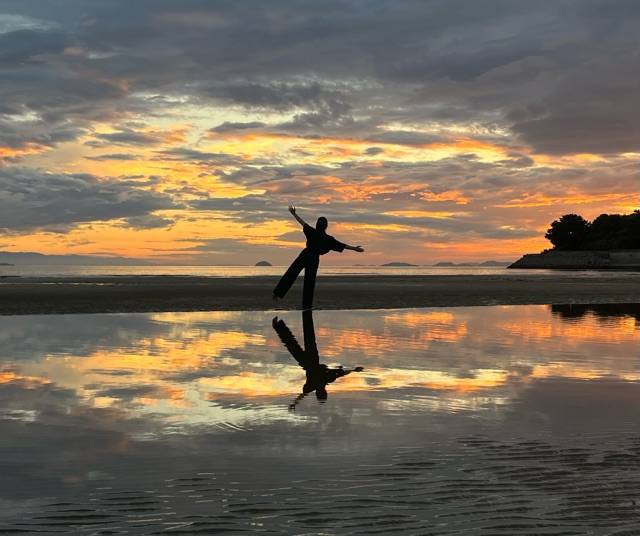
top-left (1, 304), bottom-right (640, 534)
top-left (3, 263), bottom-right (640, 279)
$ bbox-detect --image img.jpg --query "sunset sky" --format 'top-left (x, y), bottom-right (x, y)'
top-left (0, 0), bottom-right (638, 265)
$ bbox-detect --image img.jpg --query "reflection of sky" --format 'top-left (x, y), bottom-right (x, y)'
top-left (1, 306), bottom-right (639, 499)
top-left (2, 305), bottom-right (640, 531)
top-left (1, 307), bottom-right (639, 434)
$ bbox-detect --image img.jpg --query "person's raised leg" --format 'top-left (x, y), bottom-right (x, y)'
top-left (273, 250), bottom-right (307, 299)
top-left (302, 254), bottom-right (319, 310)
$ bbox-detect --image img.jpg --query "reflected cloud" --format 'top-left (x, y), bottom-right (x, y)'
top-left (1, 304), bottom-right (639, 437)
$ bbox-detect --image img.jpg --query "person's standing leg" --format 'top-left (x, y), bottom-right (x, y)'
top-left (273, 250), bottom-right (307, 298)
top-left (302, 254), bottom-right (319, 309)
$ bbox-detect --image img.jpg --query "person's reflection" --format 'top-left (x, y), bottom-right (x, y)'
top-left (272, 310), bottom-right (363, 410)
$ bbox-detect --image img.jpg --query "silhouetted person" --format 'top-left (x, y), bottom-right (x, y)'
top-left (272, 311), bottom-right (363, 410)
top-left (273, 205), bottom-right (364, 309)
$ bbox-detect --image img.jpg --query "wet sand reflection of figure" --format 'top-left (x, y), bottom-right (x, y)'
top-left (272, 311), bottom-right (363, 410)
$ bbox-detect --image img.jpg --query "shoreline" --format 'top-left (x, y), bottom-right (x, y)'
top-left (1, 274), bottom-right (639, 315)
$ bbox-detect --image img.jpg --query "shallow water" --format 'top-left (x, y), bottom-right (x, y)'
top-left (1, 304), bottom-right (640, 534)
top-left (2, 263), bottom-right (640, 279)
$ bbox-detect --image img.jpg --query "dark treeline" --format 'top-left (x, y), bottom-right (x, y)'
top-left (551, 303), bottom-right (640, 321)
top-left (545, 210), bottom-right (640, 250)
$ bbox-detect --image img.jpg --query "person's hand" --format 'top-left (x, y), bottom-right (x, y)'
top-left (288, 204), bottom-right (296, 215)
top-left (354, 246), bottom-right (364, 252)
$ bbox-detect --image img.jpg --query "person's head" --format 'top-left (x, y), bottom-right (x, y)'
top-left (316, 216), bottom-right (328, 232)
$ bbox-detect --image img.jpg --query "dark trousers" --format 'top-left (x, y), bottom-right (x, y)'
top-left (272, 310), bottom-right (319, 368)
top-left (273, 249), bottom-right (320, 309)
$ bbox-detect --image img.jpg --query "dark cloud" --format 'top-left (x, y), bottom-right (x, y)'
top-left (366, 131), bottom-right (447, 147)
top-left (154, 147), bottom-right (244, 166)
top-left (191, 195), bottom-right (280, 223)
top-left (0, 167), bottom-right (177, 231)
top-left (122, 214), bottom-right (174, 229)
top-left (510, 55), bottom-right (640, 154)
top-left (0, 118), bottom-right (86, 158)
top-left (93, 385), bottom-right (170, 399)
top-left (88, 128), bottom-right (165, 147)
top-left (204, 81), bottom-right (350, 111)
top-left (0, 63), bottom-right (129, 122)
top-left (205, 81), bottom-right (355, 132)
top-left (0, 29), bottom-right (70, 65)
top-left (210, 121), bottom-right (267, 133)
top-left (84, 153), bottom-right (139, 161)
top-left (2, 0), bottom-right (639, 154)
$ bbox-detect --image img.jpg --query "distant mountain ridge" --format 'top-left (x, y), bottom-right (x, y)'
top-left (0, 251), bottom-right (152, 266)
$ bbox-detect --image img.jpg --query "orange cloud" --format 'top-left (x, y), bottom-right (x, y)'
top-left (0, 370), bottom-right (50, 387)
top-left (206, 130), bottom-right (511, 163)
top-left (418, 190), bottom-right (470, 205)
top-left (495, 192), bottom-right (636, 208)
top-left (0, 144), bottom-right (49, 160)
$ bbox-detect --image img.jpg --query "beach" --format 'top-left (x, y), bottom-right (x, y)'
top-left (2, 271), bottom-right (640, 533)
top-left (1, 273), bottom-right (639, 314)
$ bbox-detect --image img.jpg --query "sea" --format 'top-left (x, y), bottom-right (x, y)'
top-left (1, 263), bottom-right (639, 279)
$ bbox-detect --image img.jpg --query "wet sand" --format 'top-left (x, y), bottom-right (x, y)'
top-left (3, 306), bottom-right (640, 533)
top-left (1, 274), bottom-right (639, 314)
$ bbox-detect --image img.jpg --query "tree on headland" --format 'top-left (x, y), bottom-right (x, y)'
top-left (545, 210), bottom-right (640, 250)
top-left (544, 214), bottom-right (590, 250)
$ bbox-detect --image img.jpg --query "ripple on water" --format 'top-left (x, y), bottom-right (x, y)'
top-left (3, 433), bottom-right (640, 534)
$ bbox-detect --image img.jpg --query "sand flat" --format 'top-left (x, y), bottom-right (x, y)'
top-left (0, 273), bottom-right (639, 314)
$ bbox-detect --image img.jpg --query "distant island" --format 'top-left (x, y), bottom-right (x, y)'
top-left (0, 262), bottom-right (13, 266)
top-left (510, 211), bottom-right (640, 269)
top-left (378, 261), bottom-right (512, 267)
top-left (255, 260), bottom-right (272, 266)
top-left (479, 260), bottom-right (512, 267)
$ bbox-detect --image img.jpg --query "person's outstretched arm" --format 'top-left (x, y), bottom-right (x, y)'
top-left (330, 237), bottom-right (364, 253)
top-left (288, 205), bottom-right (308, 227)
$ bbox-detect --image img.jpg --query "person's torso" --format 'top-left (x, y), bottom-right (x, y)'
top-left (304, 226), bottom-right (336, 255)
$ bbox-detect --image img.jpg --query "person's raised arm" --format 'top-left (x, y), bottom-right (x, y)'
top-left (288, 205), bottom-right (308, 227)
top-left (343, 244), bottom-right (365, 252)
